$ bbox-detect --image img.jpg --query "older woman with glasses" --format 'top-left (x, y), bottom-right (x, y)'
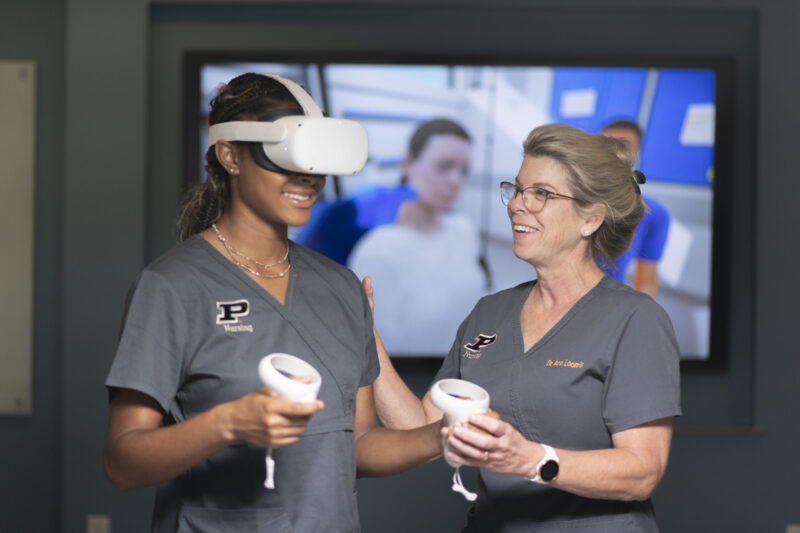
top-left (369, 123), bottom-right (681, 532)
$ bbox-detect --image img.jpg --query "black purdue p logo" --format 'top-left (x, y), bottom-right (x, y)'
top-left (216, 299), bottom-right (250, 324)
top-left (465, 333), bottom-right (497, 351)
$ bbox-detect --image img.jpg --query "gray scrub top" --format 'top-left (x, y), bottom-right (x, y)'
top-left (434, 276), bottom-right (681, 532)
top-left (106, 236), bottom-right (379, 533)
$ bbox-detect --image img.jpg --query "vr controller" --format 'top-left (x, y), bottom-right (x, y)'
top-left (430, 379), bottom-right (490, 501)
top-left (258, 353), bottom-right (322, 489)
top-left (258, 352), bottom-right (322, 403)
top-left (430, 379), bottom-right (491, 466)
top-left (208, 74), bottom-right (368, 176)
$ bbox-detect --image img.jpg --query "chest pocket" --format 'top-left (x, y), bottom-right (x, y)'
top-left (458, 337), bottom-right (529, 435)
top-left (276, 305), bottom-right (364, 435)
top-left (515, 338), bottom-right (612, 449)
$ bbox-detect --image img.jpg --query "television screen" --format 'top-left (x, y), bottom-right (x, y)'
top-left (187, 57), bottom-right (727, 363)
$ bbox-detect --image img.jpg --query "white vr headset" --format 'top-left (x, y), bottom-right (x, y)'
top-left (207, 74), bottom-right (368, 176)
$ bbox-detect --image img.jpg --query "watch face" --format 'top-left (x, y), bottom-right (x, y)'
top-left (540, 460), bottom-right (559, 482)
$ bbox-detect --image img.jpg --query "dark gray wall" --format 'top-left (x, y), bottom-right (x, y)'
top-left (0, 0), bottom-right (64, 532)
top-left (3, 0), bottom-right (799, 532)
top-left (62, 2), bottom-right (151, 532)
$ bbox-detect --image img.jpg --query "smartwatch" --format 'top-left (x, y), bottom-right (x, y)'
top-left (529, 444), bottom-right (559, 484)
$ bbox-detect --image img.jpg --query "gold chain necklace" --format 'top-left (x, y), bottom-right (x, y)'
top-left (212, 224), bottom-right (289, 268)
top-left (212, 223), bottom-right (291, 279)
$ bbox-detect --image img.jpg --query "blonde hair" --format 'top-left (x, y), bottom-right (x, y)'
top-left (522, 123), bottom-right (645, 269)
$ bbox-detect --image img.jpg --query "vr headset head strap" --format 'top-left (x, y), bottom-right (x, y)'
top-left (207, 74), bottom-right (321, 148)
top-left (264, 73), bottom-right (323, 118)
top-left (207, 121), bottom-right (286, 146)
top-left (247, 108), bottom-right (303, 173)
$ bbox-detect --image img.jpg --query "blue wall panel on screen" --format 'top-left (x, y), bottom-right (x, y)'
top-left (550, 68), bottom-right (646, 133)
top-left (640, 70), bottom-right (715, 186)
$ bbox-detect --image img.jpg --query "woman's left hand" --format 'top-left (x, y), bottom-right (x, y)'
top-left (444, 413), bottom-right (540, 478)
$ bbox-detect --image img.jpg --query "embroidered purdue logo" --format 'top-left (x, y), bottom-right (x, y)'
top-left (216, 299), bottom-right (254, 333)
top-left (463, 333), bottom-right (497, 359)
top-left (216, 299), bottom-right (249, 323)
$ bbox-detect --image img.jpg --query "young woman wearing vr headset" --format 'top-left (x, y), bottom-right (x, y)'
top-left (103, 73), bottom-right (444, 533)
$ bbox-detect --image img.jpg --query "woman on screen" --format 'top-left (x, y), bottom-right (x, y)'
top-left (371, 123), bottom-right (681, 531)
top-left (348, 118), bottom-right (488, 356)
top-left (102, 73), bottom-right (444, 533)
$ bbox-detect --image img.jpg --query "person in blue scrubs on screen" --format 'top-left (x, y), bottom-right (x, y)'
top-left (599, 119), bottom-right (670, 299)
top-left (294, 119), bottom-right (475, 268)
top-left (347, 119), bottom-right (488, 356)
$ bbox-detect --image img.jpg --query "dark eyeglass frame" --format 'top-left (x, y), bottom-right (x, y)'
top-left (499, 181), bottom-right (576, 212)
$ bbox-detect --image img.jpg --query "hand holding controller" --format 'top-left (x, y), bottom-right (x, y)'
top-left (258, 353), bottom-right (322, 489)
top-left (429, 379), bottom-right (490, 501)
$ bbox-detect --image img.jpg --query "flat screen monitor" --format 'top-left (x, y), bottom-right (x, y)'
top-left (183, 54), bottom-right (733, 368)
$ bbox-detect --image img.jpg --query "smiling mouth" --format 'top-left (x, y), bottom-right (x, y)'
top-left (283, 191), bottom-right (313, 202)
top-left (513, 224), bottom-right (536, 233)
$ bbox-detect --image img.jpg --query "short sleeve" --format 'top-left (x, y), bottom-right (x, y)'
top-left (638, 198), bottom-right (671, 261)
top-left (105, 270), bottom-right (188, 413)
top-left (602, 299), bottom-right (681, 434)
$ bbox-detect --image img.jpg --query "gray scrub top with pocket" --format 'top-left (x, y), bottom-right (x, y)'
top-left (434, 276), bottom-right (681, 532)
top-left (106, 236), bottom-right (379, 533)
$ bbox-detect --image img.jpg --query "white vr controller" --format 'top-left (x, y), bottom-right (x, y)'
top-left (430, 378), bottom-right (491, 466)
top-left (258, 352), bottom-right (322, 403)
top-left (258, 353), bottom-right (322, 489)
top-left (430, 379), bottom-right (490, 501)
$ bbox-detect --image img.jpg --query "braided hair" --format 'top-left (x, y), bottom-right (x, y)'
top-left (177, 73), bottom-right (299, 241)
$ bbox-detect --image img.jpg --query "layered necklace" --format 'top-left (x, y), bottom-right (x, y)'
top-left (212, 223), bottom-right (291, 279)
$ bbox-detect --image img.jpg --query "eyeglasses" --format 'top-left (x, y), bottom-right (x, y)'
top-left (499, 181), bottom-right (577, 212)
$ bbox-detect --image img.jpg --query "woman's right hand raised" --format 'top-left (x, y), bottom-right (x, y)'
top-left (218, 387), bottom-right (324, 448)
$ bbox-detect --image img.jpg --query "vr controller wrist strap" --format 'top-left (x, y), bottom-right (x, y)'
top-left (451, 466), bottom-right (477, 501)
top-left (265, 449), bottom-right (276, 489)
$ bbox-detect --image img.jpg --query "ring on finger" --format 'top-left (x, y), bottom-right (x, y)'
top-left (482, 450), bottom-right (489, 461)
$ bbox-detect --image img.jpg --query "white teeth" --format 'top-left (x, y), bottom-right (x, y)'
top-left (283, 192), bottom-right (311, 201)
top-left (513, 224), bottom-right (535, 233)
